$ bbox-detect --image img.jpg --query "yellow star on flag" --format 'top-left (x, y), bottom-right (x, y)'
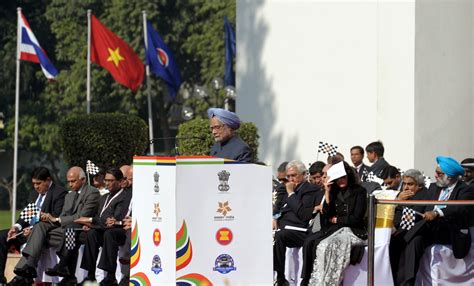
top-left (107, 47), bottom-right (125, 67)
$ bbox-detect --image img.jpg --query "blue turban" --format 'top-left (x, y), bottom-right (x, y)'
top-left (436, 156), bottom-right (465, 177)
top-left (207, 108), bottom-right (241, 130)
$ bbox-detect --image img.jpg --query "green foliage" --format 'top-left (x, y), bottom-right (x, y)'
top-left (177, 118), bottom-right (259, 162)
top-left (59, 113), bottom-right (149, 167)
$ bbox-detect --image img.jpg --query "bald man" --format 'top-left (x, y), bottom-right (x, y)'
top-left (208, 108), bottom-right (252, 162)
top-left (10, 167), bottom-right (100, 285)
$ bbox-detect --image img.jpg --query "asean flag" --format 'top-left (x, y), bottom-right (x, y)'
top-left (19, 11), bottom-right (58, 79)
top-left (91, 15), bottom-right (144, 92)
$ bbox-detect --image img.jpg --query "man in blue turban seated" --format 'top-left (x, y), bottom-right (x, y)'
top-left (207, 108), bottom-right (253, 162)
top-left (393, 156), bottom-right (474, 286)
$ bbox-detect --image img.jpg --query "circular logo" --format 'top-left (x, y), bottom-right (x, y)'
top-left (156, 48), bottom-right (169, 67)
top-left (216, 227), bottom-right (233, 246)
top-left (153, 228), bottom-right (161, 247)
top-left (213, 254), bottom-right (236, 274)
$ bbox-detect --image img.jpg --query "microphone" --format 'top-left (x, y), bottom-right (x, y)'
top-left (149, 136), bottom-right (205, 145)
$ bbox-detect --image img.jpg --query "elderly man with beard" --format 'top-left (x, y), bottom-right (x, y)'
top-left (208, 108), bottom-right (252, 162)
top-left (393, 156), bottom-right (473, 286)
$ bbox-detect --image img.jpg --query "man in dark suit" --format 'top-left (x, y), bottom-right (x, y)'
top-left (21, 166), bottom-right (101, 285)
top-left (365, 141), bottom-right (389, 178)
top-left (388, 169), bottom-right (430, 282)
top-left (0, 167), bottom-right (67, 285)
top-left (394, 157), bottom-right (474, 286)
top-left (77, 167), bottom-right (128, 285)
top-left (208, 107), bottom-right (253, 163)
top-left (97, 165), bottom-right (133, 286)
top-left (273, 160), bottom-right (322, 286)
top-left (350, 146), bottom-right (368, 180)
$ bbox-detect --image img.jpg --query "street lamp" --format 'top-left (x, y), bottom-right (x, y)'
top-left (211, 77), bottom-right (224, 106)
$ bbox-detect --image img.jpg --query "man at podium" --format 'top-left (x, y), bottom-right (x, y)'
top-left (208, 108), bottom-right (253, 162)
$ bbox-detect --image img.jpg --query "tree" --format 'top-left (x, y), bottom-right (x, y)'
top-left (0, 0), bottom-right (237, 209)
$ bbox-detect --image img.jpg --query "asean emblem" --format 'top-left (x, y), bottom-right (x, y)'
top-left (153, 171), bottom-right (160, 193)
top-left (218, 170), bottom-right (230, 192)
top-left (153, 228), bottom-right (161, 247)
top-left (216, 227), bottom-right (233, 246)
top-left (156, 48), bottom-right (169, 67)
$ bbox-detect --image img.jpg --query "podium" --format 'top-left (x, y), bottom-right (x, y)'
top-left (130, 156), bottom-right (273, 285)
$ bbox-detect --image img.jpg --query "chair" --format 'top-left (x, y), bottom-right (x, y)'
top-left (415, 227), bottom-right (474, 286)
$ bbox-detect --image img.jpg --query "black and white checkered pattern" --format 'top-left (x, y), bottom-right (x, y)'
top-left (86, 160), bottom-right (100, 175)
top-left (400, 207), bottom-right (416, 230)
top-left (65, 228), bottom-right (75, 250)
top-left (317, 141), bottom-right (338, 157)
top-left (365, 171), bottom-right (384, 185)
top-left (19, 203), bottom-right (40, 225)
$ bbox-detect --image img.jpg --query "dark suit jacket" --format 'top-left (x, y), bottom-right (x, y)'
top-left (323, 185), bottom-right (367, 234)
top-left (356, 163), bottom-right (369, 179)
top-left (92, 189), bottom-right (128, 229)
top-left (405, 181), bottom-right (474, 244)
top-left (393, 187), bottom-right (430, 229)
top-left (278, 181), bottom-right (321, 229)
top-left (18, 182), bottom-right (67, 228)
top-left (60, 184), bottom-right (100, 227)
top-left (210, 135), bottom-right (253, 163)
top-left (367, 157), bottom-right (389, 178)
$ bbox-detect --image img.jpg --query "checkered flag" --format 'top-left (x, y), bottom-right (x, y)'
top-left (19, 203), bottom-right (40, 225)
top-left (400, 207), bottom-right (420, 230)
top-left (86, 160), bottom-right (100, 175)
top-left (366, 171), bottom-right (384, 185)
top-left (65, 228), bottom-right (76, 250)
top-left (423, 174), bottom-right (431, 189)
top-left (317, 141), bottom-right (338, 157)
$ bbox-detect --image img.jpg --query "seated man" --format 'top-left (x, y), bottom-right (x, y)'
top-left (77, 167), bottom-right (128, 285)
top-left (273, 160), bottom-right (321, 286)
top-left (365, 141), bottom-right (389, 178)
top-left (392, 157), bottom-right (473, 286)
top-left (308, 161), bottom-right (325, 188)
top-left (388, 168), bottom-right (430, 282)
top-left (0, 167), bottom-right (67, 285)
top-left (381, 165), bottom-right (402, 190)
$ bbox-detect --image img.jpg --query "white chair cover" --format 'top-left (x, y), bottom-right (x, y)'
top-left (415, 227), bottom-right (474, 286)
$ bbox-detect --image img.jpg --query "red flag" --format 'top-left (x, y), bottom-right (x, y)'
top-left (91, 15), bottom-right (144, 92)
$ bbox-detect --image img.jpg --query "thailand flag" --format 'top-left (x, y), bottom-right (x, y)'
top-left (19, 11), bottom-right (58, 79)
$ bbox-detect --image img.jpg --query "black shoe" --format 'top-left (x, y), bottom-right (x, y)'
top-left (13, 264), bottom-right (37, 279)
top-left (45, 264), bottom-right (70, 277)
top-left (99, 275), bottom-right (118, 286)
top-left (58, 276), bottom-right (78, 286)
top-left (275, 278), bottom-right (290, 286)
top-left (118, 275), bottom-right (129, 286)
top-left (6, 276), bottom-right (33, 286)
top-left (300, 278), bottom-right (309, 286)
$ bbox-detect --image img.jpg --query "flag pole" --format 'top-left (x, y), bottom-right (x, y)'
top-left (142, 10), bottom-right (154, 155)
top-left (86, 10), bottom-right (91, 114)
top-left (12, 7), bottom-right (22, 225)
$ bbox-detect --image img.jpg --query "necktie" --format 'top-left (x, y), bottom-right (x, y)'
top-left (36, 194), bottom-right (45, 209)
top-left (72, 192), bottom-right (80, 208)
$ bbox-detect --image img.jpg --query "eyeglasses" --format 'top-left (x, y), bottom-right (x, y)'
top-left (435, 170), bottom-right (445, 177)
top-left (104, 179), bottom-right (117, 183)
top-left (286, 173), bottom-right (300, 179)
top-left (210, 124), bottom-right (225, 131)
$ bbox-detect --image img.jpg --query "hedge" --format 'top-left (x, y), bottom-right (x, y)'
top-left (59, 113), bottom-right (149, 168)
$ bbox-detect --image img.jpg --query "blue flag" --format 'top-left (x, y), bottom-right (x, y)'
top-left (224, 17), bottom-right (236, 87)
top-left (145, 21), bottom-right (182, 98)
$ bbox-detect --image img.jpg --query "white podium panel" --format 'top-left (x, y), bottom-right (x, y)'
top-left (131, 156), bottom-right (273, 285)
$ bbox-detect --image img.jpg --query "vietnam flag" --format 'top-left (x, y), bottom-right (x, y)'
top-left (91, 15), bottom-right (144, 92)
